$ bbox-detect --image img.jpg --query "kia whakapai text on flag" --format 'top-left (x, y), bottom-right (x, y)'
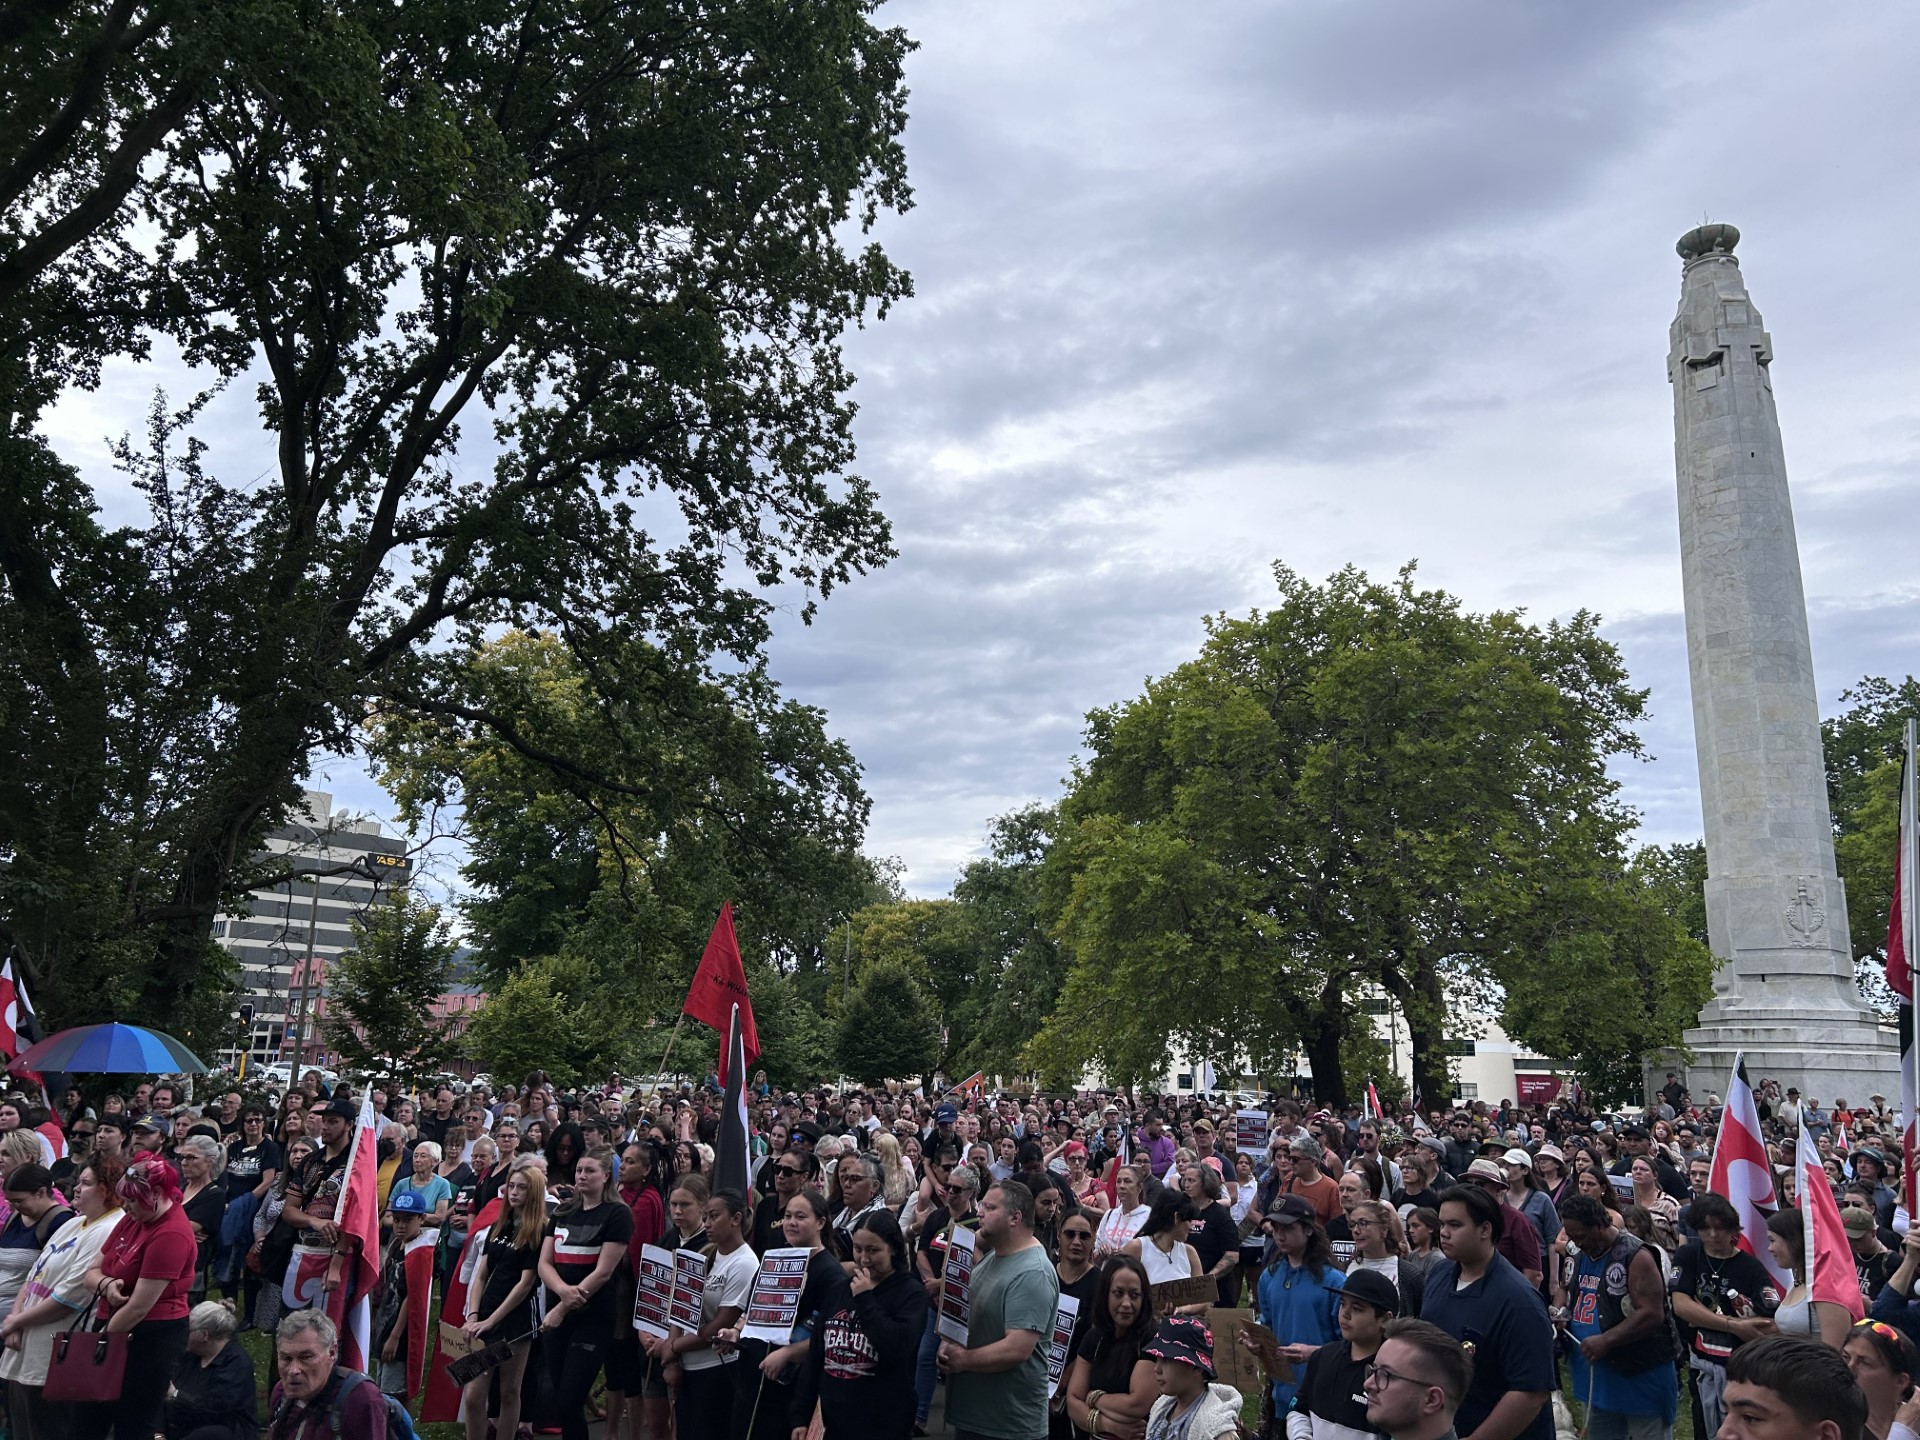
top-left (684, 902), bottom-right (760, 1078)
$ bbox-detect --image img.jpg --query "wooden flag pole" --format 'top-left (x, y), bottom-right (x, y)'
top-left (649, 1013), bottom-right (689, 1103)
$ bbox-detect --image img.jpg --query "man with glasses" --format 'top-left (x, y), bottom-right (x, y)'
top-left (1671, 1192), bottom-right (1781, 1440)
top-left (1441, 1115), bottom-right (1478, 1179)
top-left (50, 1120), bottom-right (91, 1190)
top-left (1363, 1317), bottom-right (1471, 1440)
top-left (1420, 1186), bottom-right (1553, 1440)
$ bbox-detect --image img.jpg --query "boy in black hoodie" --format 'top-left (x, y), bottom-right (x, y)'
top-left (794, 1211), bottom-right (929, 1439)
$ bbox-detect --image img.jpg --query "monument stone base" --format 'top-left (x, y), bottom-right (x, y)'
top-left (1682, 1013), bottom-right (1898, 1110)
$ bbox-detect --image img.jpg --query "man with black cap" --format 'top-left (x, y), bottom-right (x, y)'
top-left (283, 1097), bottom-right (358, 1249)
top-left (1287, 1266), bottom-right (1398, 1440)
top-left (1606, 1126), bottom-right (1689, 1201)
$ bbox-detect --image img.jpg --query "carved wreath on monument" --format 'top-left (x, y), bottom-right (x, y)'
top-left (1784, 877), bottom-right (1825, 949)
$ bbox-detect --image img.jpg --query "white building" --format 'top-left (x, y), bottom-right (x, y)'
top-left (1158, 990), bottom-right (1574, 1108)
top-left (212, 791), bottom-right (411, 1070)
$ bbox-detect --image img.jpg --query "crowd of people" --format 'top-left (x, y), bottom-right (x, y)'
top-left (0, 1065), bottom-right (1912, 1440)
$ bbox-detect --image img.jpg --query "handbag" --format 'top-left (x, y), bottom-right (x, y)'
top-left (44, 1301), bottom-right (127, 1403)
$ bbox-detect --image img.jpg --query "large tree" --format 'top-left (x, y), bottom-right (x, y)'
top-left (0, 0), bottom-right (912, 1041)
top-left (1028, 562), bottom-right (1711, 1105)
top-left (321, 893), bottom-right (463, 1089)
top-left (1823, 676), bottom-right (1920, 981)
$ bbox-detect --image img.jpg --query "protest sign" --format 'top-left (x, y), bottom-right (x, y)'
top-left (1150, 1274), bottom-right (1216, 1311)
top-left (1234, 1110), bottom-right (1268, 1155)
top-left (633, 1244), bottom-right (676, 1338)
top-left (936, 1226), bottom-right (978, 1342)
top-left (669, 1247), bottom-right (708, 1334)
top-left (1045, 1294), bottom-right (1081, 1398)
top-left (742, 1247), bottom-right (812, 1343)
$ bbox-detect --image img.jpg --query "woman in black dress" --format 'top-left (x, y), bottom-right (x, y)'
top-left (458, 1163), bottom-right (547, 1440)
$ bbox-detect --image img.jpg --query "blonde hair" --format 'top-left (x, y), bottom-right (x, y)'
top-left (0, 1131), bottom-right (42, 1169)
top-left (497, 1162), bottom-right (549, 1253)
top-left (874, 1132), bottom-right (911, 1208)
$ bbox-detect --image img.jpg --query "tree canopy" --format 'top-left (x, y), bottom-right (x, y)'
top-left (321, 893), bottom-right (463, 1089)
top-left (0, 0), bottom-right (913, 1043)
top-left (1026, 562), bottom-right (1712, 1105)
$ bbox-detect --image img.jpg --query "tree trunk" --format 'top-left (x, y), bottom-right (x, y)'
top-left (1303, 981), bottom-right (1347, 1109)
top-left (1405, 955), bottom-right (1450, 1119)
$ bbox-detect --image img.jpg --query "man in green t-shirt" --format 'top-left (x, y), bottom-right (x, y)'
top-left (938, 1178), bottom-right (1061, 1440)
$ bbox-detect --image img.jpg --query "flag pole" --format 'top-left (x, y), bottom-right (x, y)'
top-left (649, 1013), bottom-right (689, 1103)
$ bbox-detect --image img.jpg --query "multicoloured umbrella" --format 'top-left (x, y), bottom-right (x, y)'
top-left (10, 1023), bottom-right (210, 1075)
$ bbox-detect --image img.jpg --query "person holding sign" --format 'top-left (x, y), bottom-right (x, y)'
top-left (1064, 1255), bottom-right (1157, 1440)
top-left (729, 1191), bottom-right (848, 1440)
top-left (1121, 1194), bottom-right (1205, 1316)
top-left (661, 1188), bottom-right (757, 1440)
top-left (940, 1179), bottom-right (1061, 1440)
top-left (791, 1211), bottom-right (929, 1440)
top-left (459, 1164), bottom-right (546, 1440)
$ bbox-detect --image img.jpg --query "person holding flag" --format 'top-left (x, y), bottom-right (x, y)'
top-left (1756, 1118), bottom-right (1865, 1351)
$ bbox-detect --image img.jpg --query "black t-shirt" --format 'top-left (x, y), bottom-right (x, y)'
top-left (1290, 1337), bottom-right (1376, 1440)
top-left (751, 1192), bottom-right (787, 1255)
top-left (1856, 1247), bottom-right (1900, 1306)
top-left (1187, 1201), bottom-right (1238, 1300)
top-left (225, 1139), bottom-right (285, 1202)
top-left (182, 1184), bottom-right (225, 1270)
top-left (1056, 1266), bottom-right (1102, 1369)
top-left (418, 1112), bottom-right (455, 1147)
top-left (546, 1199), bottom-right (636, 1320)
top-left (1671, 1240), bottom-right (1782, 1363)
top-left (1079, 1327), bottom-right (1148, 1403)
top-left (476, 1223), bottom-right (540, 1328)
top-left (1393, 1186), bottom-right (1442, 1213)
top-left (1326, 1214), bottom-right (1355, 1271)
top-left (915, 1205), bottom-right (977, 1279)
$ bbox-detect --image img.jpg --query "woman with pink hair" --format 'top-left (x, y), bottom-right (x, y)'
top-left (76, 1157), bottom-right (197, 1440)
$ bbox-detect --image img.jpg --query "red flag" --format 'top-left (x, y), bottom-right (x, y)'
top-left (333, 1096), bottom-right (383, 1371)
top-left (952, 1072), bottom-right (985, 1100)
top-left (683, 904), bottom-right (759, 1079)
top-left (1799, 1116), bottom-right (1864, 1319)
top-left (1365, 1081), bottom-right (1384, 1122)
top-left (402, 1226), bottom-right (439, 1399)
top-left (422, 1197), bottom-right (504, 1422)
top-left (0, 962), bottom-right (21, 1060)
top-left (1709, 1053), bottom-right (1791, 1291)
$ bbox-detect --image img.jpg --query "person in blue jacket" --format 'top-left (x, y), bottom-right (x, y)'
top-left (1254, 1194), bottom-right (1345, 1420)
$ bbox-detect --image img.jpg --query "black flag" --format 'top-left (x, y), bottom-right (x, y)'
top-left (715, 1003), bottom-right (751, 1197)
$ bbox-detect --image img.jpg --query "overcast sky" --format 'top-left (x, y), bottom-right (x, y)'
top-left (44, 2), bottom-right (1920, 900)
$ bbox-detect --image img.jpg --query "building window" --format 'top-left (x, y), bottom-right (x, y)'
top-left (1360, 998), bottom-right (1392, 1016)
top-left (1444, 1039), bottom-right (1476, 1057)
top-left (1177, 1074), bottom-right (1194, 1090)
top-left (1458, 1082), bottom-right (1479, 1101)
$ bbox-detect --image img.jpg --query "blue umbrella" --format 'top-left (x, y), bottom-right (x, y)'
top-left (12, 1023), bottom-right (210, 1075)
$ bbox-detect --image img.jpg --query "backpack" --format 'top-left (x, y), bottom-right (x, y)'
top-left (302, 1369), bottom-right (420, 1440)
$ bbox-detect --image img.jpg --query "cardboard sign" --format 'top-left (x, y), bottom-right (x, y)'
top-left (437, 1322), bottom-right (484, 1359)
top-left (1045, 1294), bottom-right (1081, 1398)
top-left (1609, 1173), bottom-right (1636, 1201)
top-left (668, 1247), bottom-right (709, 1334)
top-left (1208, 1308), bottom-right (1292, 1393)
top-left (1234, 1110), bottom-right (1269, 1155)
top-left (633, 1244), bottom-right (676, 1339)
top-left (1149, 1274), bottom-right (1217, 1311)
top-left (936, 1226), bottom-right (977, 1342)
top-left (741, 1247), bottom-right (812, 1343)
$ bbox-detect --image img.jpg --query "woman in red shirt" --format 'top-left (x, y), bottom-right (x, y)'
top-left (77, 1156), bottom-right (198, 1440)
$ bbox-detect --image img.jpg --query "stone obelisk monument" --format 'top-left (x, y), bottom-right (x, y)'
top-left (1669, 223), bottom-right (1894, 1101)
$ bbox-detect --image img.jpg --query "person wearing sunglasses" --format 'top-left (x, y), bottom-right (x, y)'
top-left (751, 1151), bottom-right (810, 1253)
top-left (1843, 1319), bottom-right (1916, 1440)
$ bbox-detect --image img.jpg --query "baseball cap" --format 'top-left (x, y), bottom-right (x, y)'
top-left (1140, 1316), bottom-right (1216, 1379)
top-left (1265, 1195), bottom-right (1315, 1227)
top-left (1842, 1206), bottom-right (1876, 1240)
top-left (130, 1113), bottom-right (165, 1133)
top-left (1501, 1148), bottom-right (1532, 1169)
top-left (389, 1190), bottom-right (429, 1216)
top-left (1339, 1267), bottom-right (1400, 1315)
top-left (322, 1097), bottom-right (359, 1122)
top-left (1191, 1119), bottom-right (1212, 1134)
